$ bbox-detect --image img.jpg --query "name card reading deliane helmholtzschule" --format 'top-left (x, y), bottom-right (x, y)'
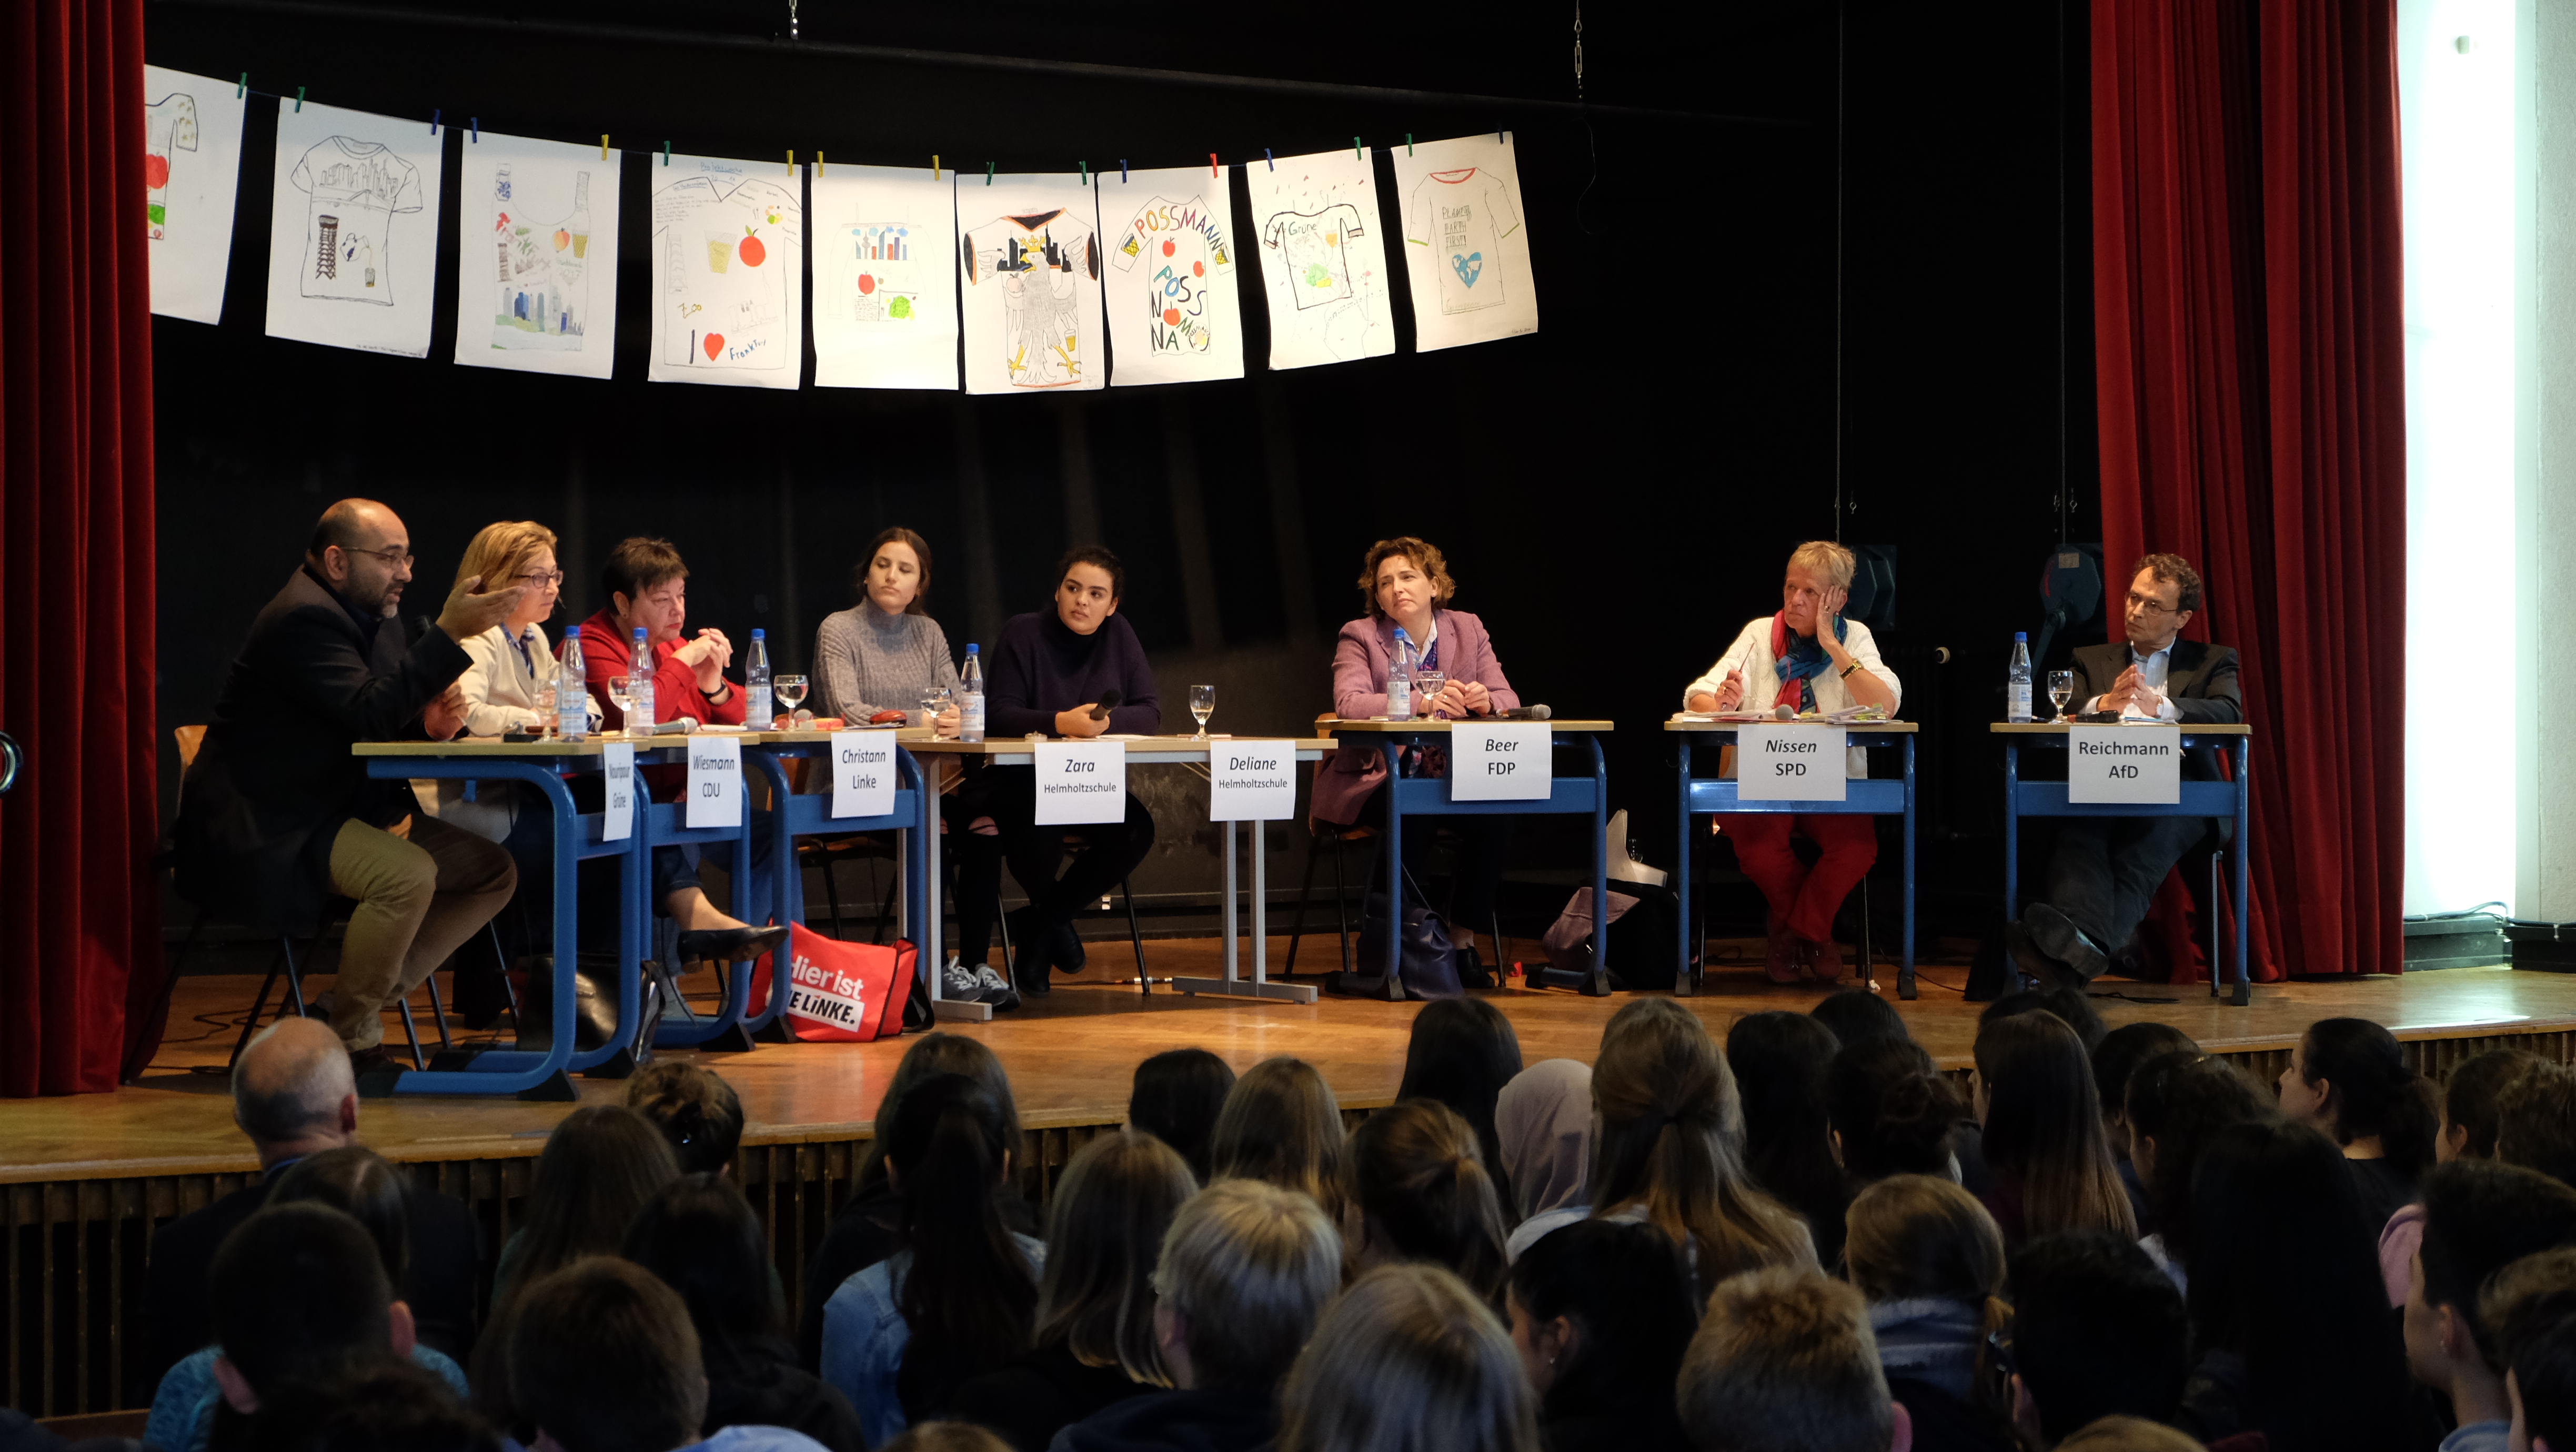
top-left (1034, 740), bottom-right (1129, 825)
top-left (602, 742), bottom-right (636, 841)
top-left (1737, 723), bottom-right (1848, 802)
top-left (1208, 742), bottom-right (1296, 821)
top-left (1450, 722), bottom-right (1553, 802)
top-left (830, 729), bottom-right (898, 819)
top-left (685, 733), bottom-right (744, 828)
top-left (2066, 724), bottom-right (2182, 804)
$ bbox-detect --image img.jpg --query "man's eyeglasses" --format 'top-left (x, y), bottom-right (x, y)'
top-left (346, 545), bottom-right (415, 570)
top-left (516, 569), bottom-right (566, 587)
top-left (2126, 591), bottom-right (2182, 619)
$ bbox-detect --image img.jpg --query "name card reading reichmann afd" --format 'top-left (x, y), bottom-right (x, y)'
top-left (685, 733), bottom-right (745, 828)
top-left (601, 742), bottom-right (637, 841)
top-left (1208, 742), bottom-right (1296, 821)
top-left (830, 729), bottom-right (899, 819)
top-left (1034, 740), bottom-right (1129, 825)
top-left (2067, 724), bottom-right (2182, 803)
top-left (1737, 724), bottom-right (1848, 802)
top-left (1450, 722), bottom-right (1554, 802)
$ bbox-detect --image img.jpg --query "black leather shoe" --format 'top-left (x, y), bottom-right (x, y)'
top-left (349, 1046), bottom-right (408, 1097)
top-left (2021, 903), bottom-right (2109, 983)
top-left (1052, 916), bottom-right (1088, 974)
top-left (675, 924), bottom-right (790, 965)
top-left (1456, 944), bottom-right (1494, 990)
top-left (453, 961), bottom-right (511, 1031)
top-left (1007, 909), bottom-right (1054, 995)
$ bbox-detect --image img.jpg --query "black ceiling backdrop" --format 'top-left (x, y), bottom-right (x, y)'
top-left (145, 0), bottom-right (2099, 941)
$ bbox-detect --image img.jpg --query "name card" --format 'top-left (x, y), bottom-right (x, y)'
top-left (1209, 741), bottom-right (1296, 821)
top-left (1737, 724), bottom-right (1847, 801)
top-left (830, 729), bottom-right (898, 819)
top-left (1034, 740), bottom-right (1128, 824)
top-left (685, 733), bottom-right (744, 828)
top-left (1449, 722), bottom-right (1552, 801)
top-left (2067, 724), bottom-right (2181, 803)
top-left (601, 743), bottom-right (636, 841)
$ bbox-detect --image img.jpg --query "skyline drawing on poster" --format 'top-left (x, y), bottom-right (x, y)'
top-left (1101, 168), bottom-right (1242, 387)
top-left (264, 100), bottom-right (445, 357)
top-left (959, 175), bottom-right (1104, 394)
top-left (648, 155), bottom-right (805, 389)
top-left (455, 132), bottom-right (621, 380)
top-left (1246, 146), bottom-right (1396, 370)
top-left (144, 66), bottom-right (247, 325)
top-left (1391, 132), bottom-right (1539, 353)
top-left (812, 164), bottom-right (960, 390)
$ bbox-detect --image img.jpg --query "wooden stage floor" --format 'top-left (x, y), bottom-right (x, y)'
top-left (13, 943), bottom-right (2575, 1184)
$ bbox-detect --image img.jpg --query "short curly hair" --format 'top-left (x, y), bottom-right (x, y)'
top-left (1356, 537), bottom-right (1456, 620)
top-left (2135, 553), bottom-right (2205, 614)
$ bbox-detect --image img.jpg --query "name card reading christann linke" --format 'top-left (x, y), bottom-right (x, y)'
top-left (685, 733), bottom-right (744, 828)
top-left (602, 743), bottom-right (636, 841)
top-left (1737, 724), bottom-right (1848, 802)
top-left (830, 730), bottom-right (898, 819)
top-left (1450, 722), bottom-right (1553, 801)
top-left (1034, 740), bottom-right (1128, 825)
top-left (2067, 724), bottom-right (2181, 803)
top-left (1208, 742), bottom-right (1296, 821)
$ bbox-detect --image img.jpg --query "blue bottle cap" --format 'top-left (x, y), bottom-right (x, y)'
top-left (752, 628), bottom-right (764, 640)
top-left (1392, 627), bottom-right (1410, 639)
top-left (2014, 632), bottom-right (2028, 641)
top-left (633, 628), bottom-right (648, 641)
top-left (967, 643), bottom-right (979, 653)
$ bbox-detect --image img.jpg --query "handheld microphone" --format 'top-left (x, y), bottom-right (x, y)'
top-left (649, 718), bottom-right (698, 735)
top-left (1501, 704), bottom-right (1553, 721)
top-left (1088, 689), bottom-right (1124, 721)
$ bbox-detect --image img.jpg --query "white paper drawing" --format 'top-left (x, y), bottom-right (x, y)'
top-left (1390, 133), bottom-right (1539, 352)
top-left (958, 175), bottom-right (1104, 394)
top-left (1246, 146), bottom-right (1396, 370)
top-left (648, 154), bottom-right (806, 389)
top-left (812, 164), bottom-right (960, 390)
top-left (265, 101), bottom-right (445, 357)
top-left (1099, 167), bottom-right (1243, 387)
top-left (452, 132), bottom-right (620, 380)
top-left (144, 67), bottom-right (247, 325)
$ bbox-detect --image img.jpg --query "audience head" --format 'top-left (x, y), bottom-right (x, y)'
top-left (859, 1031), bottom-right (1024, 1202)
top-left (1727, 1012), bottom-right (1848, 1254)
top-left (1505, 1219), bottom-right (1698, 1414)
top-left (508, 1256), bottom-right (705, 1452)
top-left (1033, 1127), bottom-right (1196, 1385)
top-left (2050, 1417), bottom-right (2202, 1452)
top-left (1495, 1060), bottom-right (1594, 1222)
top-left (232, 1017), bottom-right (360, 1166)
top-left (1128, 1047), bottom-right (1236, 1183)
top-left (1974, 1011), bottom-right (2135, 1240)
top-left (1358, 536), bottom-right (1457, 624)
top-left (2499, 1060), bottom-right (2576, 1186)
top-left (209, 1203), bottom-right (402, 1414)
top-left (1053, 545), bottom-right (1125, 635)
top-left (1396, 997), bottom-right (1525, 1203)
top-left (1276, 1264), bottom-right (1539, 1452)
top-left (2088, 1023), bottom-right (2198, 1155)
top-left (2407, 1160), bottom-right (2576, 1390)
top-left (1810, 987), bottom-right (1908, 1048)
top-left (1782, 542), bottom-right (1860, 637)
top-left (244, 1358), bottom-right (501, 1452)
top-left (2121, 1051), bottom-right (2272, 1267)
top-left (1210, 1055), bottom-right (1349, 1222)
top-left (455, 520), bottom-right (561, 628)
top-left (600, 537), bottom-right (690, 643)
top-left (2440, 1047), bottom-right (2542, 1164)
top-left (304, 498), bottom-right (412, 618)
top-left (625, 1060), bottom-right (746, 1178)
top-left (621, 1172), bottom-right (781, 1378)
top-left (1151, 1178), bottom-right (1343, 1393)
top-left (2005, 1232), bottom-right (2188, 1449)
top-left (1345, 1099), bottom-right (1510, 1304)
top-left (1678, 1267), bottom-right (1902, 1452)
top-left (2279, 1017), bottom-right (2436, 1177)
top-left (883, 1072), bottom-right (1038, 1374)
top-left (266, 1145), bottom-right (412, 1294)
top-left (857, 526), bottom-right (935, 617)
top-left (1826, 1035), bottom-right (1963, 1185)
top-left (1980, 987), bottom-right (2106, 1054)
top-left (509, 1104), bottom-right (681, 1307)
top-left (2479, 1248), bottom-right (2576, 1451)
top-left (1842, 1174), bottom-right (2008, 1334)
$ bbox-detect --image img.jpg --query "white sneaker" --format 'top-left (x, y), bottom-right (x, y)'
top-left (975, 965), bottom-right (1022, 1012)
top-left (941, 957), bottom-right (984, 999)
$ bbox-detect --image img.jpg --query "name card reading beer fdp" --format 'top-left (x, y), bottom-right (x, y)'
top-left (1737, 724), bottom-right (1847, 802)
top-left (2067, 724), bottom-right (2181, 803)
top-left (1209, 741), bottom-right (1296, 821)
top-left (1449, 722), bottom-right (1553, 801)
top-left (830, 729), bottom-right (898, 819)
top-left (1034, 740), bottom-right (1128, 825)
top-left (601, 742), bottom-right (636, 841)
top-left (685, 733), bottom-right (744, 828)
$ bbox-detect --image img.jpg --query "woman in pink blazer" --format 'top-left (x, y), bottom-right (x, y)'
top-left (1315, 536), bottom-right (1521, 982)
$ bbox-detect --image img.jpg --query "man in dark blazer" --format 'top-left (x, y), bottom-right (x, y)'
top-left (2011, 553), bottom-right (2243, 986)
top-left (134, 1017), bottom-right (481, 1398)
top-left (175, 499), bottom-right (521, 1075)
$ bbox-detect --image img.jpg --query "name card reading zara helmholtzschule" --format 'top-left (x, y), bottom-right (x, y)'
top-left (2066, 724), bottom-right (2182, 804)
top-left (1034, 740), bottom-right (1129, 825)
top-left (1208, 741), bottom-right (1296, 821)
top-left (1448, 722), bottom-right (1552, 801)
top-left (830, 729), bottom-right (898, 819)
top-left (685, 733), bottom-right (744, 828)
top-left (1736, 724), bottom-right (1848, 802)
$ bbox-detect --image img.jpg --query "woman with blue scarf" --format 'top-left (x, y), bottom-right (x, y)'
top-left (1684, 540), bottom-right (1900, 984)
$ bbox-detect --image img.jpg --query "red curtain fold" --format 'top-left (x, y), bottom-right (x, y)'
top-left (1, 0), bottom-right (159, 1094)
top-left (2091, 0), bottom-right (2405, 980)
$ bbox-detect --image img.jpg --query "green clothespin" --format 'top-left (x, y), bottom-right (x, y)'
top-left (663, 141), bottom-right (671, 166)
top-left (236, 73), bottom-right (247, 99)
top-left (1079, 160), bottom-right (1088, 184)
top-left (1354, 136), bottom-right (1363, 159)
top-left (1407, 134), bottom-right (1414, 156)
top-left (985, 162), bottom-right (994, 186)
top-left (294, 87), bottom-right (305, 113)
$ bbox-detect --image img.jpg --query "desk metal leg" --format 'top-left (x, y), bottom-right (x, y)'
top-left (922, 759), bottom-right (989, 1022)
top-left (1177, 814), bottom-right (1319, 1003)
top-left (1900, 733), bottom-right (1918, 1000)
top-left (2231, 738), bottom-right (2251, 1006)
top-left (2003, 743), bottom-right (2020, 924)
top-left (1583, 736), bottom-right (1611, 996)
top-left (1676, 738), bottom-right (1696, 996)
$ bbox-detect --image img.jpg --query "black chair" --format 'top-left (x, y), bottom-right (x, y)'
top-left (1000, 833), bottom-right (1153, 992)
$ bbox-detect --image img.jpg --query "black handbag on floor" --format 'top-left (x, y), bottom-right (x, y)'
top-left (1335, 869), bottom-right (1463, 1001)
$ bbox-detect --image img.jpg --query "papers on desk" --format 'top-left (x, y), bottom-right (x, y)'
top-left (1674, 705), bottom-right (1889, 725)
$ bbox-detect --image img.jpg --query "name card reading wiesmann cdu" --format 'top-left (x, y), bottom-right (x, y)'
top-left (1034, 740), bottom-right (1129, 825)
top-left (2066, 724), bottom-right (2182, 804)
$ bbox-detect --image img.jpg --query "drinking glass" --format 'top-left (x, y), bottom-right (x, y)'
top-left (1190, 684), bottom-right (1216, 739)
top-left (920, 685), bottom-right (952, 729)
top-left (2048, 670), bottom-right (2076, 722)
top-left (607, 674), bottom-right (633, 724)
top-left (773, 674), bottom-right (808, 714)
top-left (1414, 670), bottom-right (1448, 719)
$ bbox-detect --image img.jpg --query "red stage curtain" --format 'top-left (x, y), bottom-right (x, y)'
top-left (0, 0), bottom-right (159, 1094)
top-left (2091, 0), bottom-right (2405, 980)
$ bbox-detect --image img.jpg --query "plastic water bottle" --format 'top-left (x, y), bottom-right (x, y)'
top-left (958, 646), bottom-right (987, 741)
top-left (1387, 628), bottom-right (1415, 721)
top-left (744, 629), bottom-right (772, 729)
top-left (629, 628), bottom-right (656, 739)
top-left (2007, 632), bottom-right (2035, 723)
top-left (556, 631), bottom-right (587, 741)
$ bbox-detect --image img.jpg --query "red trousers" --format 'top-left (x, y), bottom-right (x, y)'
top-left (1719, 813), bottom-right (1878, 943)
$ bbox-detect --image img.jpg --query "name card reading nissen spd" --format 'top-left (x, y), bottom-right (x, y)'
top-left (830, 729), bottom-right (898, 819)
top-left (601, 742), bottom-right (636, 841)
top-left (1208, 741), bottom-right (1296, 821)
top-left (1737, 724), bottom-right (1847, 802)
top-left (1034, 740), bottom-right (1129, 825)
top-left (2067, 724), bottom-right (2181, 803)
top-left (1450, 722), bottom-right (1553, 801)
top-left (685, 733), bottom-right (744, 828)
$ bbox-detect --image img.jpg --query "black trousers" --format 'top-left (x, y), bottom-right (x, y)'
top-left (2040, 814), bottom-right (2212, 953)
top-left (977, 764), bottom-right (1156, 923)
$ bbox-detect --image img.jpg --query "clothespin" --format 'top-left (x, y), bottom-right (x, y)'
top-left (932, 155), bottom-right (941, 179)
top-left (429, 109), bottom-right (440, 136)
top-left (1208, 152), bottom-right (1219, 178)
top-left (1354, 136), bottom-right (1363, 159)
top-left (470, 117), bottom-right (479, 143)
top-left (663, 141), bottom-right (671, 166)
top-left (600, 134), bottom-right (609, 159)
top-left (1406, 134), bottom-right (1414, 156)
top-left (1264, 148), bottom-right (1273, 171)
top-left (788, 149), bottom-right (796, 175)
top-left (236, 73), bottom-right (247, 99)
top-left (1497, 127), bottom-right (1506, 145)
top-left (293, 87), bottom-right (305, 113)
top-left (1121, 159), bottom-right (1128, 183)
top-left (1079, 160), bottom-right (1088, 185)
top-left (818, 151), bottom-right (827, 176)
top-left (985, 162), bottom-right (994, 186)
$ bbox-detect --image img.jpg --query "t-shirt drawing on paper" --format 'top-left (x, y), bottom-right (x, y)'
top-left (962, 208), bottom-right (1100, 389)
top-left (488, 164), bottom-right (598, 352)
top-left (292, 137), bottom-right (424, 306)
top-left (144, 91), bottom-right (198, 242)
top-left (1264, 204), bottom-right (1365, 309)
top-left (1403, 168), bottom-right (1521, 316)
top-left (1108, 194), bottom-right (1233, 357)
top-left (649, 165), bottom-right (801, 380)
top-left (1247, 146), bottom-right (1396, 370)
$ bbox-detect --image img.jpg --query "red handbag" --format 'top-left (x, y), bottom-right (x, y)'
top-left (747, 923), bottom-right (914, 1043)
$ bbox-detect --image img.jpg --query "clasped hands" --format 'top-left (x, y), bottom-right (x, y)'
top-left (1420, 678), bottom-right (1491, 719)
top-left (2096, 664), bottom-right (2168, 718)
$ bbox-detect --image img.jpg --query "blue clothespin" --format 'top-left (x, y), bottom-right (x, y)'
top-left (294, 86), bottom-right (305, 113)
top-left (236, 73), bottom-right (247, 99)
top-left (470, 117), bottom-right (478, 143)
top-left (1121, 159), bottom-right (1128, 183)
top-left (429, 109), bottom-right (440, 136)
top-left (1497, 128), bottom-right (1506, 145)
top-left (1264, 148), bottom-right (1273, 171)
